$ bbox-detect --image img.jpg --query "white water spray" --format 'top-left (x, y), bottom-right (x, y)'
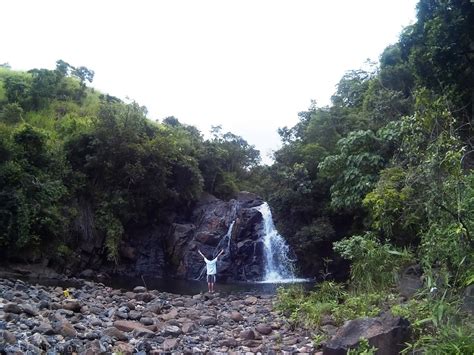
top-left (255, 203), bottom-right (298, 282)
top-left (196, 221), bottom-right (235, 280)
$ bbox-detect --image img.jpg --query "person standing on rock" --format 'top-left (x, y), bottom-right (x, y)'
top-left (198, 249), bottom-right (224, 293)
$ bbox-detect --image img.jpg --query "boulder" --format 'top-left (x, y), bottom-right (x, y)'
top-left (323, 313), bottom-right (410, 355)
top-left (398, 265), bottom-right (423, 298)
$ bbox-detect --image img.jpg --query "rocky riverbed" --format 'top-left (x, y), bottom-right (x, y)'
top-left (0, 278), bottom-right (316, 354)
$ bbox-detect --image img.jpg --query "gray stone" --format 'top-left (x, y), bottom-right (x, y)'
top-left (240, 329), bottom-right (255, 340)
top-left (3, 303), bottom-right (22, 314)
top-left (321, 324), bottom-right (339, 337)
top-left (139, 317), bottom-right (154, 326)
top-left (323, 313), bottom-right (410, 355)
top-left (462, 285), bottom-right (474, 314)
top-left (34, 321), bottom-right (55, 335)
top-left (220, 338), bottom-right (238, 347)
top-left (199, 316), bottom-right (218, 326)
top-left (162, 325), bottom-right (181, 337)
top-left (115, 311), bottom-right (129, 319)
top-left (398, 264), bottom-right (423, 299)
top-left (2, 330), bottom-right (16, 344)
top-left (255, 323), bottom-right (272, 335)
top-left (129, 310), bottom-right (142, 320)
top-left (21, 303), bottom-right (38, 316)
top-left (133, 286), bottom-right (147, 293)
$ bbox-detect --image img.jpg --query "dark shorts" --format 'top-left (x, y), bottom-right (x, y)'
top-left (207, 274), bottom-right (216, 283)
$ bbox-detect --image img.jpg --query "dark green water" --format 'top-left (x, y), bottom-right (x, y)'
top-left (107, 275), bottom-right (315, 295)
top-left (14, 275), bottom-right (315, 296)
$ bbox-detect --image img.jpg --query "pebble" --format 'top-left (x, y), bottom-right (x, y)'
top-left (0, 277), bottom-right (317, 353)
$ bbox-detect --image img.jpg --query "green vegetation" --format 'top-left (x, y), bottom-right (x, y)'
top-left (1, 0), bottom-right (473, 353)
top-left (0, 61), bottom-right (260, 262)
top-left (274, 1), bottom-right (474, 352)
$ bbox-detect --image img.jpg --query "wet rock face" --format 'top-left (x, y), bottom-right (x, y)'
top-left (169, 192), bottom-right (266, 282)
top-left (74, 192), bottom-right (267, 281)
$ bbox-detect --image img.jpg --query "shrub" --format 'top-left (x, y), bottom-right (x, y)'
top-left (334, 232), bottom-right (414, 291)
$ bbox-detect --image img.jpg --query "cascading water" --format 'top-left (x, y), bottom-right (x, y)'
top-left (196, 220), bottom-right (235, 280)
top-left (255, 202), bottom-right (298, 282)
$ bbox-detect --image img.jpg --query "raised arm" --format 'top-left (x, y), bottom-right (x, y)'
top-left (217, 249), bottom-right (225, 258)
top-left (198, 249), bottom-right (205, 258)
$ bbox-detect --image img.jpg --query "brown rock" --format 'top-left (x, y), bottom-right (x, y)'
top-left (255, 323), bottom-right (272, 335)
top-left (62, 300), bottom-right (81, 312)
top-left (114, 320), bottom-right (154, 334)
top-left (59, 323), bottom-right (77, 338)
top-left (230, 311), bottom-right (244, 322)
top-left (163, 338), bottom-right (178, 351)
top-left (124, 291), bottom-right (135, 299)
top-left (161, 308), bottom-right (178, 321)
top-left (244, 296), bottom-right (258, 305)
top-left (2, 330), bottom-right (16, 344)
top-left (103, 327), bottom-right (128, 341)
top-left (135, 293), bottom-right (155, 302)
top-left (113, 341), bottom-right (134, 354)
top-left (240, 329), bottom-right (255, 340)
top-left (182, 322), bottom-right (196, 334)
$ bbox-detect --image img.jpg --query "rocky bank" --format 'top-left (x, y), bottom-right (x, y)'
top-left (0, 278), bottom-right (316, 354)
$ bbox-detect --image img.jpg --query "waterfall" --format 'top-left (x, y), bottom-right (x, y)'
top-left (216, 220), bottom-right (235, 255)
top-left (255, 202), bottom-right (297, 282)
top-left (196, 221), bottom-right (235, 280)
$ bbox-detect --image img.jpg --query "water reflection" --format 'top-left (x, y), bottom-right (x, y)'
top-left (107, 275), bottom-right (315, 295)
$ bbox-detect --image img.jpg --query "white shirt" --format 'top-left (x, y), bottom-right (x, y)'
top-left (204, 257), bottom-right (218, 275)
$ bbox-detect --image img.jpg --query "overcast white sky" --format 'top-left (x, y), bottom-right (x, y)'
top-left (2, 0), bottom-right (418, 164)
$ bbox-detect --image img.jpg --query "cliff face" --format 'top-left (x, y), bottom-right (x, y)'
top-left (87, 192), bottom-right (268, 281)
top-left (172, 192), bottom-right (265, 282)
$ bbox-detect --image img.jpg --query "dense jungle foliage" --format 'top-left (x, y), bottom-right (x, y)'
top-left (1, 0), bottom-right (473, 352)
top-left (0, 61), bottom-right (261, 263)
top-left (272, 0), bottom-right (474, 352)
